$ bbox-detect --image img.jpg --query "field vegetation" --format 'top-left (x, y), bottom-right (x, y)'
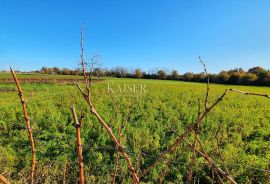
top-left (1, 74), bottom-right (270, 183)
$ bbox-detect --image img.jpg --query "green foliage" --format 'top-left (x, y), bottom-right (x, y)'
top-left (0, 78), bottom-right (270, 183)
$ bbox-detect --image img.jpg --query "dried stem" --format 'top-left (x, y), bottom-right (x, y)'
top-left (199, 56), bottom-right (210, 110)
top-left (78, 26), bottom-right (140, 183)
top-left (0, 175), bottom-right (10, 184)
top-left (71, 105), bottom-right (85, 184)
top-left (229, 89), bottom-right (270, 100)
top-left (80, 25), bottom-right (90, 97)
top-left (10, 66), bottom-right (36, 184)
top-left (140, 90), bottom-right (228, 179)
top-left (171, 128), bottom-right (237, 184)
top-left (191, 129), bottom-right (235, 184)
top-left (112, 152), bottom-right (120, 184)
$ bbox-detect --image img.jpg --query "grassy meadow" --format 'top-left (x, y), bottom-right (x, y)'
top-left (0, 74), bottom-right (270, 183)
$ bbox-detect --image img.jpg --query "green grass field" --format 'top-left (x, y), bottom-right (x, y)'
top-left (1, 74), bottom-right (270, 183)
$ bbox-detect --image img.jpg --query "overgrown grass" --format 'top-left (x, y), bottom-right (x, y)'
top-left (0, 77), bottom-right (270, 183)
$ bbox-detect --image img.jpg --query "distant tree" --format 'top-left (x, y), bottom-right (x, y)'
top-left (157, 70), bottom-right (167, 79)
top-left (41, 67), bottom-right (49, 74)
top-left (171, 70), bottom-right (179, 80)
top-left (53, 67), bottom-right (61, 74)
top-left (193, 72), bottom-right (206, 82)
top-left (114, 67), bottom-right (127, 78)
top-left (73, 69), bottom-right (82, 76)
top-left (217, 71), bottom-right (230, 83)
top-left (183, 72), bottom-right (194, 81)
top-left (242, 73), bottom-right (258, 85)
top-left (135, 69), bottom-right (143, 79)
top-left (62, 68), bottom-right (72, 75)
top-left (248, 66), bottom-right (266, 76)
top-left (228, 72), bottom-right (243, 84)
top-left (93, 68), bottom-right (105, 78)
top-left (47, 68), bottom-right (54, 74)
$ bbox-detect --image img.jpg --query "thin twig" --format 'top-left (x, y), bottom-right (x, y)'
top-left (190, 129), bottom-right (235, 184)
top-left (10, 66), bottom-right (36, 184)
top-left (112, 152), bottom-right (120, 184)
top-left (199, 56), bottom-right (210, 110)
top-left (229, 89), bottom-right (270, 100)
top-left (171, 128), bottom-right (237, 184)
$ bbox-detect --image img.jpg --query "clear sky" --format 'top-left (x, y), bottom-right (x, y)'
top-left (1, 0), bottom-right (270, 73)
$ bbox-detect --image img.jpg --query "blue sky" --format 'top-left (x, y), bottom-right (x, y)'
top-left (1, 0), bottom-right (270, 73)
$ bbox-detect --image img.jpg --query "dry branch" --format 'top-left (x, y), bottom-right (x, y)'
top-left (71, 105), bottom-right (85, 184)
top-left (199, 56), bottom-right (210, 110)
top-left (0, 175), bottom-right (10, 184)
top-left (229, 89), bottom-right (270, 100)
top-left (111, 152), bottom-right (120, 184)
top-left (140, 90), bottom-right (228, 179)
top-left (10, 66), bottom-right (36, 184)
top-left (171, 128), bottom-right (237, 184)
top-left (77, 25), bottom-right (140, 184)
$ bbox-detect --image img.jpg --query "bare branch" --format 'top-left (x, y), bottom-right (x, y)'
top-left (80, 25), bottom-right (88, 86)
top-left (71, 105), bottom-right (85, 184)
top-left (140, 90), bottom-right (228, 179)
top-left (77, 25), bottom-right (140, 184)
top-left (10, 66), bottom-right (36, 184)
top-left (171, 128), bottom-right (237, 184)
top-left (111, 152), bottom-right (120, 184)
top-left (199, 56), bottom-right (210, 110)
top-left (229, 89), bottom-right (270, 100)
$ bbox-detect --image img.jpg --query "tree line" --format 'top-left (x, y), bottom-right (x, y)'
top-left (27, 66), bottom-right (270, 86)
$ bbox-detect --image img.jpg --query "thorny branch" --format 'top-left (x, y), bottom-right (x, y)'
top-left (10, 66), bottom-right (36, 184)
